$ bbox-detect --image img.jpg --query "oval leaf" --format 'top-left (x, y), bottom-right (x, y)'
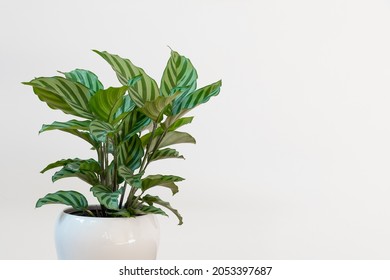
top-left (89, 86), bottom-right (128, 123)
top-left (60, 69), bottom-right (103, 95)
top-left (23, 77), bottom-right (93, 119)
top-left (36, 190), bottom-right (88, 211)
top-left (172, 80), bottom-right (222, 115)
top-left (142, 194), bottom-right (183, 225)
top-left (93, 50), bottom-right (159, 107)
top-left (90, 185), bottom-right (124, 210)
top-left (160, 50), bottom-right (198, 97)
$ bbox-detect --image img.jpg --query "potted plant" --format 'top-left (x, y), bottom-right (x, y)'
top-left (23, 49), bottom-right (222, 259)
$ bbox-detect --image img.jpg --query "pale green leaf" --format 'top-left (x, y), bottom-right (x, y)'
top-left (89, 86), bottom-right (128, 123)
top-left (136, 205), bottom-right (168, 216)
top-left (149, 148), bottom-right (185, 163)
top-left (139, 93), bottom-right (178, 122)
top-left (23, 77), bottom-right (94, 119)
top-left (93, 50), bottom-right (159, 107)
top-left (150, 131), bottom-right (196, 150)
top-left (142, 194), bottom-right (183, 225)
top-left (142, 174), bottom-right (184, 195)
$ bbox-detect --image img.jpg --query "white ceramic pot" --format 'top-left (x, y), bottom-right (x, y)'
top-left (55, 207), bottom-right (160, 260)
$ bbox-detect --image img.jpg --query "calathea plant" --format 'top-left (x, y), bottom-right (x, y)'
top-left (23, 49), bottom-right (221, 225)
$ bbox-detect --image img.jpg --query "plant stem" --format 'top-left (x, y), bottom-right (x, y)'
top-left (98, 144), bottom-right (104, 183)
top-left (104, 141), bottom-right (109, 186)
top-left (112, 135), bottom-right (118, 191)
top-left (139, 122), bottom-right (157, 172)
top-left (119, 182), bottom-right (127, 209)
top-left (143, 128), bottom-right (167, 171)
top-left (85, 209), bottom-right (95, 217)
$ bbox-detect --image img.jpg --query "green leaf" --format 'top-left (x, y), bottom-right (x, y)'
top-left (60, 69), bottom-right (103, 95)
top-left (39, 120), bottom-right (98, 148)
top-left (119, 110), bottom-right (151, 142)
top-left (52, 167), bottom-right (99, 185)
top-left (142, 194), bottom-right (183, 225)
top-left (41, 158), bottom-right (79, 173)
top-left (117, 135), bottom-right (144, 171)
top-left (41, 158), bottom-right (100, 175)
top-left (36, 190), bottom-right (88, 211)
top-left (139, 93), bottom-right (178, 122)
top-left (163, 116), bottom-right (193, 131)
top-left (172, 80), bottom-right (222, 115)
top-left (65, 159), bottom-right (101, 173)
top-left (113, 95), bottom-right (136, 121)
top-left (23, 77), bottom-right (94, 119)
top-left (149, 148), bottom-right (185, 163)
top-left (150, 131), bottom-right (196, 150)
top-left (136, 205), bottom-right (168, 216)
top-left (93, 50), bottom-right (159, 107)
top-left (142, 174), bottom-right (184, 195)
top-left (160, 49), bottom-right (197, 97)
top-left (89, 120), bottom-right (115, 142)
top-left (141, 116), bottom-right (193, 146)
top-left (106, 208), bottom-right (135, 217)
top-left (89, 86), bottom-right (128, 123)
top-left (118, 166), bottom-right (143, 189)
top-left (40, 120), bottom-right (91, 133)
top-left (90, 185), bottom-right (124, 210)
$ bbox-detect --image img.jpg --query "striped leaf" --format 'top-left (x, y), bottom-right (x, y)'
top-left (150, 131), bottom-right (196, 151)
top-left (40, 120), bottom-right (90, 133)
top-left (89, 86), bottom-right (128, 123)
top-left (160, 50), bottom-right (197, 97)
top-left (65, 159), bottom-right (101, 173)
top-left (39, 120), bottom-right (97, 147)
top-left (139, 94), bottom-right (178, 122)
top-left (60, 69), bottom-right (103, 95)
top-left (113, 95), bottom-right (136, 120)
top-left (41, 158), bottom-right (81, 173)
top-left (163, 116), bottom-right (193, 131)
top-left (119, 110), bottom-right (151, 142)
top-left (142, 174), bottom-right (184, 195)
top-left (23, 77), bottom-right (94, 119)
top-left (136, 205), bottom-right (168, 216)
top-left (149, 148), bottom-right (185, 163)
top-left (52, 167), bottom-right (99, 185)
top-left (118, 166), bottom-right (143, 189)
top-left (93, 50), bottom-right (159, 107)
top-left (90, 185), bottom-right (124, 210)
top-left (89, 120), bottom-right (115, 142)
top-left (36, 190), bottom-right (88, 211)
top-left (117, 135), bottom-right (144, 171)
top-left (141, 117), bottom-right (194, 147)
top-left (172, 80), bottom-right (222, 115)
top-left (142, 194), bottom-right (183, 225)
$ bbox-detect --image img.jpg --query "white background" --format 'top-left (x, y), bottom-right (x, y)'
top-left (1, 0), bottom-right (390, 259)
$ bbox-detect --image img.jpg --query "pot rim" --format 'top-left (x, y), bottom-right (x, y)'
top-left (62, 206), bottom-right (152, 220)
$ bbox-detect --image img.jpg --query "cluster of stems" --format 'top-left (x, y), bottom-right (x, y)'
top-left (95, 120), bottom-right (167, 216)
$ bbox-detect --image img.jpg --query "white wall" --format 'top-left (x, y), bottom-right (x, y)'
top-left (1, 0), bottom-right (390, 259)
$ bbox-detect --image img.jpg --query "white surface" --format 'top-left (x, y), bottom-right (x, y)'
top-left (1, 0), bottom-right (390, 259)
top-left (56, 210), bottom-right (159, 260)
